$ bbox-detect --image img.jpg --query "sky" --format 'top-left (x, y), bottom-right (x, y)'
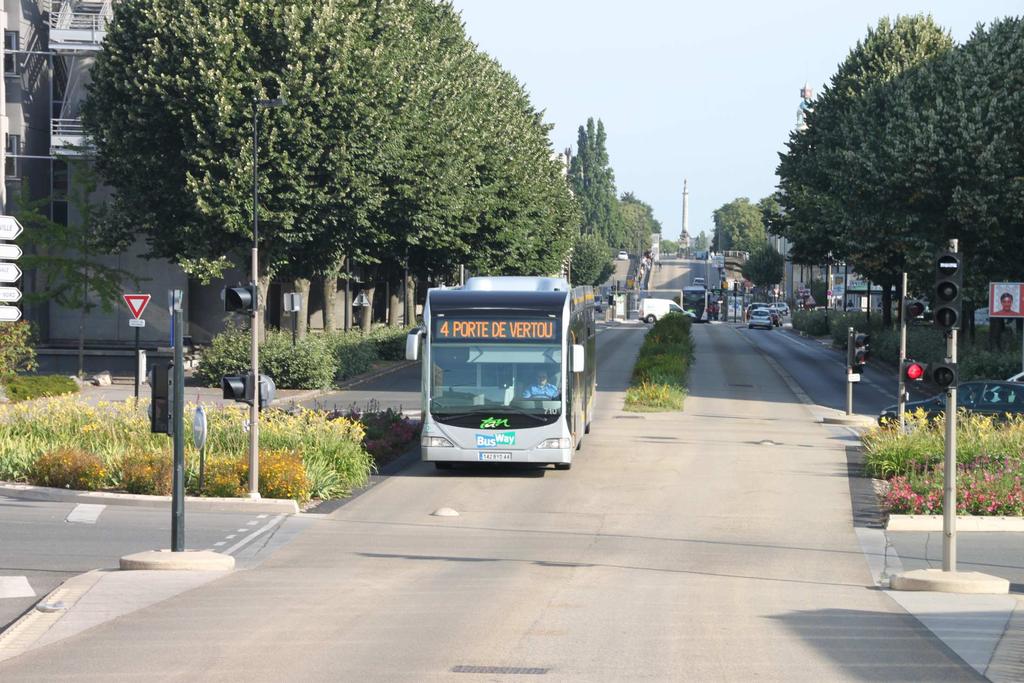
top-left (449, 1), bottom-right (1021, 242)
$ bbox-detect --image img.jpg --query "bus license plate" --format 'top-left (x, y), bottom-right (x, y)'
top-left (479, 452), bottom-right (512, 461)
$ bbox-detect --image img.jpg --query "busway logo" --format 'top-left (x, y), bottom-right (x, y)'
top-left (476, 432), bottom-right (516, 448)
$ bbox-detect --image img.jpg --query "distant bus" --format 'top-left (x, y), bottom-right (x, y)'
top-left (406, 277), bottom-right (597, 470)
top-left (682, 286), bottom-right (709, 322)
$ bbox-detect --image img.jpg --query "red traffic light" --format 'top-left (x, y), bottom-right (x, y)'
top-left (904, 362), bottom-right (924, 381)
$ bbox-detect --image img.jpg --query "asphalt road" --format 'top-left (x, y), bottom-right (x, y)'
top-left (0, 500), bottom-right (293, 631)
top-left (0, 314), bottom-right (983, 680)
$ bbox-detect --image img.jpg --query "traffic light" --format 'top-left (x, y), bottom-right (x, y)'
top-left (224, 285), bottom-right (257, 313)
top-left (903, 298), bottom-right (926, 321)
top-left (851, 333), bottom-right (870, 373)
top-left (222, 374), bottom-right (277, 409)
top-left (927, 362), bottom-right (958, 389)
top-left (149, 362), bottom-right (172, 434)
top-left (933, 251), bottom-right (962, 332)
top-left (902, 359), bottom-right (925, 382)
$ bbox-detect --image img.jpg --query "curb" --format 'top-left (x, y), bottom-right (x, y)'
top-left (0, 483), bottom-right (299, 515)
top-left (0, 570), bottom-right (106, 664)
top-left (890, 568), bottom-right (1009, 594)
top-left (821, 415), bottom-right (876, 427)
top-left (887, 514), bottom-right (1024, 532)
top-left (120, 549), bottom-right (235, 571)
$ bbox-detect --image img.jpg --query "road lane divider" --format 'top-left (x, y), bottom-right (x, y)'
top-left (65, 504), bottom-right (105, 525)
top-left (224, 515), bottom-right (285, 555)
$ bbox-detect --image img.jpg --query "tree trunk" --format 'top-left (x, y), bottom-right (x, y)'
top-left (405, 275), bottom-right (416, 326)
top-left (360, 284), bottom-right (376, 332)
top-left (322, 274), bottom-right (338, 332)
top-left (294, 278), bottom-right (311, 339)
top-left (389, 277), bottom-right (402, 327)
top-left (881, 281), bottom-right (893, 329)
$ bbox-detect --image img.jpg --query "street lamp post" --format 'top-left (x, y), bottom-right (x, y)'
top-left (249, 96), bottom-right (285, 499)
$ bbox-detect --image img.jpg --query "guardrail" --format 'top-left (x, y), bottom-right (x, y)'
top-left (46, 1), bottom-right (113, 32)
top-left (52, 118), bottom-right (85, 136)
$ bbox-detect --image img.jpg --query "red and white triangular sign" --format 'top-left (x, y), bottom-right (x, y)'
top-left (123, 293), bottom-right (152, 319)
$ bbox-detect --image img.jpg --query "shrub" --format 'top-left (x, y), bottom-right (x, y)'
top-left (625, 382), bottom-right (685, 411)
top-left (625, 313), bottom-right (693, 411)
top-left (0, 321), bottom-right (37, 379)
top-left (118, 451), bottom-right (173, 495)
top-left (365, 326), bottom-right (412, 361)
top-left (325, 332), bottom-right (378, 381)
top-left (259, 450), bottom-right (311, 502)
top-left (202, 457), bottom-right (248, 498)
top-left (197, 326), bottom-right (337, 389)
top-left (3, 375), bottom-right (79, 403)
top-left (342, 406), bottom-right (421, 461)
top-left (792, 309), bottom-right (829, 336)
top-left (29, 448), bottom-right (106, 490)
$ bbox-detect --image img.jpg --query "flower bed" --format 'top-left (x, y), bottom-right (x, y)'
top-left (0, 396), bottom-right (373, 502)
top-left (863, 410), bottom-right (1024, 515)
top-left (328, 404), bottom-right (421, 468)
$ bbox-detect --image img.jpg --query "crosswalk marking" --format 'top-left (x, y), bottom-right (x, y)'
top-left (0, 576), bottom-right (35, 599)
top-left (66, 504), bottom-right (105, 524)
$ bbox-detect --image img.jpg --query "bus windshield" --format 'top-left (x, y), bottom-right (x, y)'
top-left (429, 342), bottom-right (563, 423)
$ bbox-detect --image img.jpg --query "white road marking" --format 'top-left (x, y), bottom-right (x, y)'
top-left (246, 520), bottom-right (259, 526)
top-left (213, 542), bottom-right (226, 547)
top-left (257, 514), bottom-right (268, 519)
top-left (223, 515), bottom-right (285, 555)
top-left (225, 534), bottom-right (237, 539)
top-left (65, 504), bottom-right (105, 524)
top-left (0, 576), bottom-right (35, 599)
top-left (236, 528), bottom-right (248, 533)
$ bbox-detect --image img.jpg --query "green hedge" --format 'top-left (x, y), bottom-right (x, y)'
top-left (197, 325), bottom-right (413, 389)
top-left (792, 309), bottom-right (829, 336)
top-left (3, 375), bottom-right (79, 403)
top-left (625, 313), bottom-right (694, 411)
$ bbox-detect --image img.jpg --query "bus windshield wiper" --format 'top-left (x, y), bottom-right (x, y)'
top-left (498, 407), bottom-right (553, 423)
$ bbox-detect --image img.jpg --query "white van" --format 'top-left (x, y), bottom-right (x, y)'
top-left (640, 298), bottom-right (690, 323)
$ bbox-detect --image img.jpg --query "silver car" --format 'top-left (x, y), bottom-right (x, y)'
top-left (747, 309), bottom-right (773, 330)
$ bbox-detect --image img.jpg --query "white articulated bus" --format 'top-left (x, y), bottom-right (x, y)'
top-left (406, 276), bottom-right (596, 470)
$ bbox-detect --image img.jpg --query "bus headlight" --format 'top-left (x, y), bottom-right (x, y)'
top-left (538, 437), bottom-right (571, 449)
top-left (422, 436), bottom-right (454, 448)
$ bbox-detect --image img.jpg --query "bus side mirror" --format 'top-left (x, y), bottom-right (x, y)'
top-left (572, 344), bottom-right (585, 373)
top-left (406, 327), bottom-right (424, 361)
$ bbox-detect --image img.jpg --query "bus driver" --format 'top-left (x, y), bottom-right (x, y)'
top-left (522, 371), bottom-right (558, 399)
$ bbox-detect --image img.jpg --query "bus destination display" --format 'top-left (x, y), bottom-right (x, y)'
top-left (433, 317), bottom-right (559, 342)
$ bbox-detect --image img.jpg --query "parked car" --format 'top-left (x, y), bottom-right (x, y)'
top-left (692, 277), bottom-right (706, 287)
top-left (747, 308), bottom-right (773, 330)
top-left (774, 302), bottom-right (790, 317)
top-left (617, 250), bottom-right (629, 261)
top-left (640, 298), bottom-right (693, 323)
top-left (878, 380), bottom-right (1024, 425)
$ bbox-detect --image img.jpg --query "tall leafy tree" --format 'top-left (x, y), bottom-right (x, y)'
top-left (742, 244), bottom-right (784, 291)
top-left (712, 198), bottom-right (765, 253)
top-left (569, 234), bottom-right (614, 286)
top-left (568, 118), bottom-right (623, 246)
top-left (619, 192), bottom-right (661, 255)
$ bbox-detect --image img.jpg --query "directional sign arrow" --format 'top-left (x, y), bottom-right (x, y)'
top-left (0, 305), bottom-right (22, 322)
top-left (0, 244), bottom-right (23, 260)
top-left (0, 263), bottom-right (21, 283)
top-left (0, 216), bottom-right (24, 241)
top-left (0, 286), bottom-right (21, 303)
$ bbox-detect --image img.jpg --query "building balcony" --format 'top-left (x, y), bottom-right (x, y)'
top-left (46, 0), bottom-right (114, 53)
top-left (51, 118), bottom-right (92, 156)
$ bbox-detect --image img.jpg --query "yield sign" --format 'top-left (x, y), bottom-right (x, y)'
top-left (123, 293), bottom-right (151, 319)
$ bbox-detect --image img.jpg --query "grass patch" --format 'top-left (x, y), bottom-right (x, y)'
top-left (624, 313), bottom-right (693, 412)
top-left (864, 410), bottom-right (1024, 515)
top-left (3, 374), bottom-right (79, 403)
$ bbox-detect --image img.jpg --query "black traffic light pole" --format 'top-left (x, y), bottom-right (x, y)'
top-left (940, 239), bottom-right (960, 572)
top-left (898, 271), bottom-right (908, 431)
top-left (171, 291), bottom-right (185, 552)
